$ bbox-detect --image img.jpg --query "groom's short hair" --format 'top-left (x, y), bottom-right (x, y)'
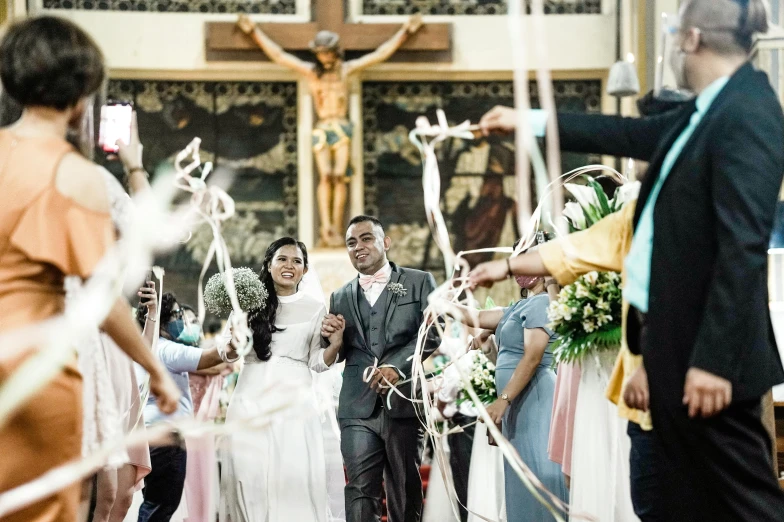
top-left (348, 215), bottom-right (385, 234)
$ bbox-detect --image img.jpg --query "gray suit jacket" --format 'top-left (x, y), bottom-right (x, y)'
top-left (330, 263), bottom-right (440, 419)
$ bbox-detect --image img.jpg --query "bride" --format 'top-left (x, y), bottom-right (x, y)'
top-left (219, 237), bottom-right (345, 522)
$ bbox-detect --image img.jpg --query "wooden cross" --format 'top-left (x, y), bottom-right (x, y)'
top-left (205, 0), bottom-right (451, 63)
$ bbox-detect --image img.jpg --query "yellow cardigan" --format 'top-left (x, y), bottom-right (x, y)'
top-left (538, 201), bottom-right (652, 431)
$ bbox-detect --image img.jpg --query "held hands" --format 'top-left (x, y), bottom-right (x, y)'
top-left (683, 368), bottom-right (732, 419)
top-left (623, 365), bottom-right (650, 412)
top-left (468, 259), bottom-right (509, 289)
top-left (237, 14), bottom-right (256, 35)
top-left (321, 314), bottom-right (346, 345)
top-left (138, 281), bottom-right (158, 319)
top-left (478, 105), bottom-right (518, 136)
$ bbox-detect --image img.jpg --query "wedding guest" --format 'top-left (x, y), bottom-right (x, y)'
top-left (87, 111), bottom-right (159, 522)
top-left (137, 292), bottom-right (233, 522)
top-left (0, 16), bottom-right (179, 522)
top-left (475, 4), bottom-right (784, 518)
top-left (452, 270), bottom-right (567, 521)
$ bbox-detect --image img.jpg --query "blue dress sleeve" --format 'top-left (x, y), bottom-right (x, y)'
top-left (520, 296), bottom-right (554, 336)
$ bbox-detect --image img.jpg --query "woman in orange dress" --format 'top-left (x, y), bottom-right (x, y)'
top-left (0, 16), bottom-right (179, 522)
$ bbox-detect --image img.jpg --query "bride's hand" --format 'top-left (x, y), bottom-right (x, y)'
top-left (328, 314), bottom-right (345, 345)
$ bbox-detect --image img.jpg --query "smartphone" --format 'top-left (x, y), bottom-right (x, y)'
top-left (98, 101), bottom-right (133, 153)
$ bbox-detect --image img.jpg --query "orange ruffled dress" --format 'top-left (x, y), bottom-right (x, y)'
top-left (0, 131), bottom-right (114, 522)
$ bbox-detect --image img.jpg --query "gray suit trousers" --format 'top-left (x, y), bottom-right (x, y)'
top-left (340, 403), bottom-right (424, 522)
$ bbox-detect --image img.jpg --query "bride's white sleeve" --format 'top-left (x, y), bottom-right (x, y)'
top-left (308, 305), bottom-right (333, 373)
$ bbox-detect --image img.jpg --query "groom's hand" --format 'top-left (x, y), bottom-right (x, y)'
top-left (369, 367), bottom-right (400, 394)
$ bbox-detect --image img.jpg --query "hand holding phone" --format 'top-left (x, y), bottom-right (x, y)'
top-left (98, 101), bottom-right (133, 153)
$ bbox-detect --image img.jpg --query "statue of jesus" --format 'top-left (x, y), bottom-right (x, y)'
top-left (237, 14), bottom-right (424, 247)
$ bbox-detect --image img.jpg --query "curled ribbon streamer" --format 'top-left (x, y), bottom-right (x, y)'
top-left (407, 108), bottom-right (631, 520)
top-left (173, 138), bottom-right (252, 357)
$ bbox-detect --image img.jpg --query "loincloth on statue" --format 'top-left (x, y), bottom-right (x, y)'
top-left (312, 120), bottom-right (353, 153)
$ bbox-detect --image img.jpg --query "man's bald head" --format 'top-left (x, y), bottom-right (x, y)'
top-left (680, 0), bottom-right (769, 55)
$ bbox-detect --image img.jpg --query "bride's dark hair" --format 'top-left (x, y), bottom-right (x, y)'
top-left (249, 237), bottom-right (309, 361)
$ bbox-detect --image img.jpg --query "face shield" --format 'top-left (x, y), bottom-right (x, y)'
top-left (655, 13), bottom-right (696, 102)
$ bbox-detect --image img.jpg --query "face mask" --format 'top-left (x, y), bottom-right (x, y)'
top-left (166, 319), bottom-right (185, 341)
top-left (177, 323), bottom-right (202, 345)
top-left (515, 275), bottom-right (540, 290)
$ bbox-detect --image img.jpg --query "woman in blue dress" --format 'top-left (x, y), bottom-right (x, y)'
top-left (455, 273), bottom-right (568, 521)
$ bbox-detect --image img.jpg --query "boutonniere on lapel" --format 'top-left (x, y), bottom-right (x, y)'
top-left (387, 282), bottom-right (407, 298)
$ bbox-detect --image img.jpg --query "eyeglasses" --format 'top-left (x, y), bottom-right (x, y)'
top-left (170, 309), bottom-right (184, 320)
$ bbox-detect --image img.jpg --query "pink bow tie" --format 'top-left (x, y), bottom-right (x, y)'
top-left (359, 272), bottom-right (388, 291)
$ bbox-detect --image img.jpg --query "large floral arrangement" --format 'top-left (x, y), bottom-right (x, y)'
top-left (204, 267), bottom-right (268, 317)
top-left (549, 271), bottom-right (623, 364)
top-left (548, 177), bottom-right (639, 364)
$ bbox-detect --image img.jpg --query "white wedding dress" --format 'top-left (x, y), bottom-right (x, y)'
top-left (219, 292), bottom-right (339, 522)
top-left (568, 348), bottom-right (638, 522)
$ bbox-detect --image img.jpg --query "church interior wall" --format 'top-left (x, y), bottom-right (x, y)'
top-left (13, 0), bottom-right (629, 309)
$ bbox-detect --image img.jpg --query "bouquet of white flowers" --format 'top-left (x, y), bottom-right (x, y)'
top-left (204, 267), bottom-right (268, 317)
top-left (456, 351), bottom-right (496, 406)
top-left (548, 271), bottom-right (623, 364)
top-left (547, 176), bottom-right (638, 363)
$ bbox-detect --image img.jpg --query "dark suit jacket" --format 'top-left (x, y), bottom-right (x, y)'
top-left (555, 62), bottom-right (784, 404)
top-left (330, 263), bottom-right (440, 419)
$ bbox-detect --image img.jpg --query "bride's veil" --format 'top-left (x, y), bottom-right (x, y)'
top-left (300, 265), bottom-right (347, 522)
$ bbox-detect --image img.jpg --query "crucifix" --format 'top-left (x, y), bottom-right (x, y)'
top-left (205, 3), bottom-right (451, 247)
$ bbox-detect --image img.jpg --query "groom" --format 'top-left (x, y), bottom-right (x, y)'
top-left (322, 215), bottom-right (440, 522)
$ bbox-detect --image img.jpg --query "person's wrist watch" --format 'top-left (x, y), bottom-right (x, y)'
top-left (500, 393), bottom-right (511, 405)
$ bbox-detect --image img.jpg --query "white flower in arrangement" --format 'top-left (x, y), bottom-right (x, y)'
top-left (583, 303), bottom-right (594, 317)
top-left (583, 271), bottom-right (598, 286)
top-left (563, 201), bottom-right (588, 230)
top-left (613, 181), bottom-right (641, 210)
top-left (596, 298), bottom-right (610, 311)
top-left (575, 284), bottom-right (590, 299)
top-left (487, 362), bottom-right (495, 371)
top-left (582, 320), bottom-right (597, 333)
top-left (565, 182), bottom-right (601, 211)
top-left (597, 314), bottom-right (613, 327)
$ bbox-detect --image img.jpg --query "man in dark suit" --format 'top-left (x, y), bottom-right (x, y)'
top-left (321, 215), bottom-right (440, 522)
top-left (476, 0), bottom-right (784, 520)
